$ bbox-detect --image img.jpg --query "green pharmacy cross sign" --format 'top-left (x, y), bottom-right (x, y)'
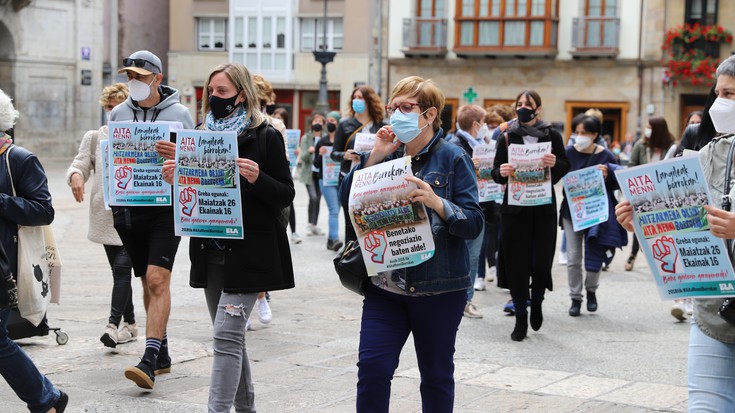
top-left (463, 87), bottom-right (478, 104)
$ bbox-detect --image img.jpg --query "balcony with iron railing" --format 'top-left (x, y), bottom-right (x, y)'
top-left (570, 16), bottom-right (620, 58)
top-left (402, 17), bottom-right (448, 56)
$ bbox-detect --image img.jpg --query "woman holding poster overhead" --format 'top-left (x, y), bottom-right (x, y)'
top-left (559, 115), bottom-right (626, 317)
top-left (341, 76), bottom-right (483, 412)
top-left (162, 63), bottom-right (294, 413)
top-left (491, 90), bottom-right (570, 341)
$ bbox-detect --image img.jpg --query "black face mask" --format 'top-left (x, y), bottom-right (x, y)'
top-left (265, 104), bottom-right (277, 115)
top-left (312, 123), bottom-right (323, 132)
top-left (327, 123), bottom-right (337, 133)
top-left (516, 107), bottom-right (537, 123)
top-left (209, 94), bottom-right (239, 119)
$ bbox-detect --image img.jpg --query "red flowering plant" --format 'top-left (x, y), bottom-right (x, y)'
top-left (662, 23), bottom-right (733, 86)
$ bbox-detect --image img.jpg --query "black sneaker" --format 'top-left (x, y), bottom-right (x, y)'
top-left (54, 390), bottom-right (69, 413)
top-left (124, 357), bottom-right (156, 389)
top-left (155, 354), bottom-right (171, 375)
top-left (327, 239), bottom-right (343, 251)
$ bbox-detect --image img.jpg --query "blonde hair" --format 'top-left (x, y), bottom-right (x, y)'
top-left (0, 89), bottom-right (19, 132)
top-left (99, 83), bottom-right (129, 107)
top-left (389, 76), bottom-right (444, 130)
top-left (201, 63), bottom-right (266, 129)
top-left (252, 74), bottom-right (274, 106)
top-left (584, 108), bottom-right (604, 123)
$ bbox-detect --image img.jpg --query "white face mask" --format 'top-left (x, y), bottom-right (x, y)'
top-left (709, 97), bottom-right (735, 134)
top-left (476, 124), bottom-right (489, 142)
top-left (576, 135), bottom-right (592, 150)
top-left (644, 128), bottom-right (652, 138)
top-left (128, 78), bottom-right (154, 102)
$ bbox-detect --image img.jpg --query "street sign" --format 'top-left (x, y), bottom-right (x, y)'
top-left (81, 47), bottom-right (91, 61)
top-left (81, 69), bottom-right (92, 86)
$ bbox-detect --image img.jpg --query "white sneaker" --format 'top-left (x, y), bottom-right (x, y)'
top-left (246, 317), bottom-right (253, 331)
top-left (311, 226), bottom-right (324, 236)
top-left (100, 323), bottom-right (118, 348)
top-left (117, 322), bottom-right (138, 344)
top-left (306, 224), bottom-right (316, 236)
top-left (486, 266), bottom-right (496, 282)
top-left (291, 232), bottom-right (302, 244)
top-left (558, 251), bottom-right (568, 265)
top-left (685, 299), bottom-right (693, 316)
top-left (473, 277), bottom-right (486, 291)
top-left (258, 297), bottom-right (272, 324)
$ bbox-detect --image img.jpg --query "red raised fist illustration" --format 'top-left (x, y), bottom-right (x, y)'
top-left (363, 230), bottom-right (387, 264)
top-left (114, 165), bottom-right (133, 189)
top-left (652, 235), bottom-right (678, 274)
top-left (179, 187), bottom-right (197, 217)
top-left (510, 181), bottom-right (524, 201)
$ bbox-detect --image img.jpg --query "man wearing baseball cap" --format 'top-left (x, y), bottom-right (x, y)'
top-left (110, 50), bottom-right (194, 390)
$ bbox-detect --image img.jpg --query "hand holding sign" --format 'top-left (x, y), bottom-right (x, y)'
top-left (364, 231), bottom-right (387, 264)
top-left (652, 236), bottom-right (678, 274)
top-left (179, 187), bottom-right (197, 216)
top-left (114, 165), bottom-right (133, 189)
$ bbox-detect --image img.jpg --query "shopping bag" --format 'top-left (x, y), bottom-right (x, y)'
top-left (16, 225), bottom-right (52, 326)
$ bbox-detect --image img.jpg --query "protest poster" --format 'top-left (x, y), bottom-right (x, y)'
top-left (108, 121), bottom-right (171, 206)
top-left (473, 144), bottom-right (503, 203)
top-left (322, 146), bottom-right (341, 187)
top-left (616, 156), bottom-right (735, 299)
top-left (507, 142), bottom-right (552, 206)
top-left (348, 157), bottom-right (435, 275)
top-left (562, 165), bottom-right (609, 232)
top-left (354, 133), bottom-right (376, 153)
top-left (285, 129), bottom-right (300, 169)
top-left (100, 139), bottom-right (111, 210)
top-left (173, 130), bottom-right (243, 239)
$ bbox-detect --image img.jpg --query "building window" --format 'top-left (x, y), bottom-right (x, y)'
top-left (300, 18), bottom-right (343, 52)
top-left (232, 15), bottom-right (289, 72)
top-left (455, 0), bottom-right (558, 50)
top-left (198, 17), bottom-right (226, 51)
top-left (685, 0), bottom-right (718, 26)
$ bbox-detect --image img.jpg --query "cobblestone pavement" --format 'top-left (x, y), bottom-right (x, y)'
top-left (1, 159), bottom-right (689, 412)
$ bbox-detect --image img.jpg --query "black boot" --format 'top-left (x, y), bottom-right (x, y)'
top-left (587, 291), bottom-right (598, 312)
top-left (530, 295), bottom-right (544, 331)
top-left (511, 312), bottom-right (528, 342)
top-left (569, 299), bottom-right (582, 317)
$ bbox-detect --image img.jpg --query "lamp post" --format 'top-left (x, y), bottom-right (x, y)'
top-left (313, 0), bottom-right (335, 114)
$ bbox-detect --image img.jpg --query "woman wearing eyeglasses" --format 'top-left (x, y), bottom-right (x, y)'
top-left (491, 90), bottom-right (570, 342)
top-left (340, 76), bottom-right (483, 412)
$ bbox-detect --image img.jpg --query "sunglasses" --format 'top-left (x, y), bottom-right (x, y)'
top-left (122, 58), bottom-right (161, 73)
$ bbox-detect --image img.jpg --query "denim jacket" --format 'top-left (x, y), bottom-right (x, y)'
top-left (340, 129), bottom-right (483, 294)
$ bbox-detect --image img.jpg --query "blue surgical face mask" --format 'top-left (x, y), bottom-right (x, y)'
top-left (391, 109), bottom-right (429, 144)
top-left (352, 98), bottom-right (366, 114)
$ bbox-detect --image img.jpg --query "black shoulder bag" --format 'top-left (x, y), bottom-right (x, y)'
top-left (333, 138), bottom-right (445, 295)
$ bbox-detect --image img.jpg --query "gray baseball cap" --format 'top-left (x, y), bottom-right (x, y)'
top-left (118, 50), bottom-right (162, 75)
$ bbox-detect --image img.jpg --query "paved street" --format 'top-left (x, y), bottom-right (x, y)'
top-left (1, 158), bottom-right (690, 413)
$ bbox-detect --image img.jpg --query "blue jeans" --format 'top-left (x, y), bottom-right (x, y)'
top-left (357, 284), bottom-right (465, 413)
top-left (466, 222), bottom-right (485, 302)
top-left (319, 179), bottom-right (340, 241)
top-left (688, 321), bottom-right (735, 411)
top-left (0, 307), bottom-right (61, 413)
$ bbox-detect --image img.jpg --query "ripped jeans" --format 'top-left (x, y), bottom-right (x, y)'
top-left (203, 250), bottom-right (259, 413)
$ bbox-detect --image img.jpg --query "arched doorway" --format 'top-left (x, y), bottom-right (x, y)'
top-left (0, 20), bottom-right (16, 100)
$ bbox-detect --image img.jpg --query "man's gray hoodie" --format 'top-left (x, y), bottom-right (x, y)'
top-left (110, 84), bottom-right (194, 129)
